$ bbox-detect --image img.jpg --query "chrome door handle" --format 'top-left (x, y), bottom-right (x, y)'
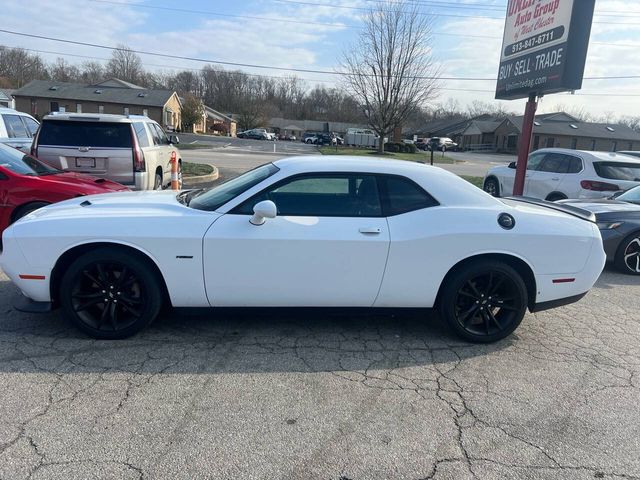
top-left (359, 227), bottom-right (381, 234)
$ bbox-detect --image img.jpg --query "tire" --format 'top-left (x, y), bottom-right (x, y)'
top-left (153, 171), bottom-right (163, 190)
top-left (483, 177), bottom-right (500, 197)
top-left (614, 232), bottom-right (640, 275)
top-left (546, 193), bottom-right (567, 202)
top-left (439, 260), bottom-right (528, 343)
top-left (306, 139), bottom-right (313, 144)
top-left (59, 247), bottom-right (163, 339)
top-left (12, 202), bottom-right (50, 223)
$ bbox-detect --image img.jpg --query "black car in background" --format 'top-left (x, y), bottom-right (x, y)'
top-left (562, 186), bottom-right (640, 275)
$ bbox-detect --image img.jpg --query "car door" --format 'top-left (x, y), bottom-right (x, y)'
top-left (519, 152), bottom-right (545, 197)
top-left (149, 123), bottom-right (174, 184)
top-left (203, 173), bottom-right (390, 307)
top-left (525, 152), bottom-right (568, 199)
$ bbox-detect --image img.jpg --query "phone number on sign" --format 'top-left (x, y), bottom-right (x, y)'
top-left (505, 27), bottom-right (564, 57)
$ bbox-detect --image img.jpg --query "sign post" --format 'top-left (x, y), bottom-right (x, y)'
top-left (495, 0), bottom-right (595, 195)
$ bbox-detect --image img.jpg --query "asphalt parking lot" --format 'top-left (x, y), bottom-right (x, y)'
top-left (0, 265), bottom-right (639, 479)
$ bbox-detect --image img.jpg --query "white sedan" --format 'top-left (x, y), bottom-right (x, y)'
top-left (0, 156), bottom-right (606, 342)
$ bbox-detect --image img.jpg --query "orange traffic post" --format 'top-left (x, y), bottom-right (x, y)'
top-left (170, 151), bottom-right (180, 190)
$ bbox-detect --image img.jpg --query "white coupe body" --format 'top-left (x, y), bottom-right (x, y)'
top-left (0, 156), bottom-right (606, 341)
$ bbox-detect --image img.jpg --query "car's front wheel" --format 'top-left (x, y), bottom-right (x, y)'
top-left (483, 177), bottom-right (500, 197)
top-left (59, 248), bottom-right (163, 339)
top-left (439, 260), bottom-right (528, 343)
top-left (615, 232), bottom-right (640, 275)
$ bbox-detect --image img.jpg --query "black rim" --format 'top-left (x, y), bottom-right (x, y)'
top-left (454, 270), bottom-right (523, 336)
top-left (70, 261), bottom-right (146, 332)
top-left (624, 237), bottom-right (640, 273)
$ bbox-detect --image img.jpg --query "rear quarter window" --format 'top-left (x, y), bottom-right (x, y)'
top-left (380, 176), bottom-right (439, 216)
top-left (38, 120), bottom-right (133, 148)
top-left (593, 161), bottom-right (640, 181)
top-left (133, 122), bottom-right (150, 148)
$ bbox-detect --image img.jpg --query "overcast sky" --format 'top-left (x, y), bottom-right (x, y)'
top-left (2, 0), bottom-right (640, 119)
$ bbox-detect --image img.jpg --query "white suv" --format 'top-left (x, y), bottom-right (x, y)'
top-left (0, 108), bottom-right (40, 152)
top-left (33, 114), bottom-right (181, 190)
top-left (483, 148), bottom-right (640, 201)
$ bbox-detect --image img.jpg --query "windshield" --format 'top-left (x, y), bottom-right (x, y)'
top-left (0, 144), bottom-right (60, 176)
top-left (618, 186), bottom-right (640, 204)
top-left (593, 161), bottom-right (640, 181)
top-left (186, 163), bottom-right (279, 211)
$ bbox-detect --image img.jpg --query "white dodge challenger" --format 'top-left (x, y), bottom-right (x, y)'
top-left (0, 156), bottom-right (606, 342)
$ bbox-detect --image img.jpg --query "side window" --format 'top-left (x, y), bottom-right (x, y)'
top-left (2, 114), bottom-right (29, 138)
top-left (21, 117), bottom-right (40, 137)
top-left (380, 176), bottom-right (438, 216)
top-left (148, 123), bottom-right (162, 145)
top-left (539, 153), bottom-right (569, 173)
top-left (234, 174), bottom-right (382, 217)
top-left (133, 122), bottom-right (150, 148)
top-left (526, 153), bottom-right (545, 171)
top-left (567, 156), bottom-right (583, 174)
top-left (151, 123), bottom-right (169, 145)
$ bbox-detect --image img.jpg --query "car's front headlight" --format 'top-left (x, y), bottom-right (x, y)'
top-left (597, 221), bottom-right (624, 230)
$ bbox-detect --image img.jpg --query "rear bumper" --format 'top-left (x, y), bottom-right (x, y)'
top-left (531, 292), bottom-right (588, 313)
top-left (14, 295), bottom-right (53, 313)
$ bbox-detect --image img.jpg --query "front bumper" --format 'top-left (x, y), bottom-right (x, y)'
top-left (599, 228), bottom-right (625, 261)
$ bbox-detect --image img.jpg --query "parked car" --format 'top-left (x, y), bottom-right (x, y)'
top-left (277, 134), bottom-right (296, 141)
top-left (1, 156), bottom-right (604, 342)
top-left (560, 185), bottom-right (640, 275)
top-left (428, 137), bottom-right (458, 152)
top-left (32, 114), bottom-right (181, 191)
top-left (0, 108), bottom-right (40, 153)
top-left (415, 138), bottom-right (429, 151)
top-left (0, 143), bottom-right (127, 235)
top-left (483, 149), bottom-right (640, 201)
top-left (303, 132), bottom-right (319, 144)
top-left (238, 129), bottom-right (269, 140)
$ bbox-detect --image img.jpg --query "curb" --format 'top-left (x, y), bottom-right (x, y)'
top-left (183, 165), bottom-right (219, 187)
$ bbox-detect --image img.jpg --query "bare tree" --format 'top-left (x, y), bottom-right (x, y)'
top-left (80, 61), bottom-right (105, 84)
top-left (106, 45), bottom-right (144, 84)
top-left (340, 0), bottom-right (439, 152)
top-left (49, 58), bottom-right (80, 82)
top-left (0, 47), bottom-right (48, 87)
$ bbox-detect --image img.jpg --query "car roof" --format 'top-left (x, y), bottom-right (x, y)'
top-left (42, 113), bottom-right (152, 123)
top-left (532, 148), bottom-right (640, 163)
top-left (272, 155), bottom-right (498, 207)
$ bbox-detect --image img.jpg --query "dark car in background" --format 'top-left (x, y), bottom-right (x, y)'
top-left (562, 185), bottom-right (640, 275)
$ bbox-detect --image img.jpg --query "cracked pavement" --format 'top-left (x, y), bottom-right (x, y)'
top-left (0, 267), bottom-right (638, 479)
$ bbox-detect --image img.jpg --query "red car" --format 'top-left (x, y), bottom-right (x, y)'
top-left (0, 143), bottom-right (128, 234)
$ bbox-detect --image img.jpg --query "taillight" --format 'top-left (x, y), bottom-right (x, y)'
top-left (131, 126), bottom-right (146, 172)
top-left (580, 180), bottom-right (620, 191)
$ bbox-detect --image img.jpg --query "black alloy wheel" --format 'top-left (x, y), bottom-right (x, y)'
top-left (440, 260), bottom-right (528, 343)
top-left (60, 248), bottom-right (163, 339)
top-left (483, 177), bottom-right (500, 197)
top-left (615, 233), bottom-right (640, 275)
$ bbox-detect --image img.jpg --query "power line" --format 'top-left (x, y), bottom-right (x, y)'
top-left (2, 29), bottom-right (640, 83)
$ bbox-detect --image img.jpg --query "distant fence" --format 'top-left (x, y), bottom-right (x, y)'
top-left (464, 143), bottom-right (496, 152)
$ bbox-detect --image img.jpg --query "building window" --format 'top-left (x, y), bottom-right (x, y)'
top-left (546, 137), bottom-right (555, 148)
top-left (98, 105), bottom-right (104, 114)
top-left (143, 109), bottom-right (148, 117)
top-left (30, 99), bottom-right (37, 116)
top-left (76, 103), bottom-right (82, 113)
top-left (571, 138), bottom-right (577, 149)
top-left (50, 101), bottom-right (59, 113)
top-left (591, 139), bottom-right (596, 151)
top-left (124, 107), bottom-right (130, 115)
top-left (533, 135), bottom-right (540, 150)
top-left (629, 142), bottom-right (633, 150)
top-left (612, 141), bottom-right (617, 152)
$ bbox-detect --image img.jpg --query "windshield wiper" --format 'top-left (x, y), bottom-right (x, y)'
top-left (177, 188), bottom-right (206, 206)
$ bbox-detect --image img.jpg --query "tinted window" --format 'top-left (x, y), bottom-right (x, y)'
top-left (0, 144), bottom-right (59, 176)
top-left (539, 153), bottom-right (569, 173)
top-left (235, 174), bottom-right (382, 217)
top-left (526, 153), bottom-right (544, 171)
top-left (189, 163), bottom-right (280, 211)
top-left (22, 117), bottom-right (40, 137)
top-left (567, 156), bottom-right (583, 174)
top-left (133, 122), bottom-right (150, 148)
top-left (150, 123), bottom-right (168, 145)
top-left (380, 176), bottom-right (438, 216)
top-left (593, 162), bottom-right (640, 181)
top-left (39, 120), bottom-right (133, 148)
top-left (2, 114), bottom-right (29, 138)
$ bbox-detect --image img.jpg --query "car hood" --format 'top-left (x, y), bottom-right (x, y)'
top-left (560, 199), bottom-right (640, 214)
top-left (36, 172), bottom-right (129, 193)
top-left (20, 190), bottom-right (199, 223)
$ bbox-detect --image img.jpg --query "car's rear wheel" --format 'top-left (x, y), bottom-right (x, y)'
top-left (12, 202), bottom-right (50, 223)
top-left (483, 177), bottom-right (500, 197)
top-left (546, 192), bottom-right (567, 202)
top-left (59, 248), bottom-right (163, 339)
top-left (439, 260), bottom-right (528, 343)
top-left (614, 232), bottom-right (640, 275)
top-left (153, 170), bottom-right (163, 190)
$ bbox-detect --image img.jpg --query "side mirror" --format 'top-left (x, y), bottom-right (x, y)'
top-left (508, 161), bottom-right (516, 169)
top-left (250, 200), bottom-right (277, 226)
top-left (169, 135), bottom-right (180, 145)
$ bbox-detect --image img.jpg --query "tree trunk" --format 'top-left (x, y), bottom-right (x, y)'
top-left (378, 133), bottom-right (385, 154)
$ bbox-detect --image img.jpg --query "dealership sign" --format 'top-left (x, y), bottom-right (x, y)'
top-left (495, 0), bottom-right (595, 100)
